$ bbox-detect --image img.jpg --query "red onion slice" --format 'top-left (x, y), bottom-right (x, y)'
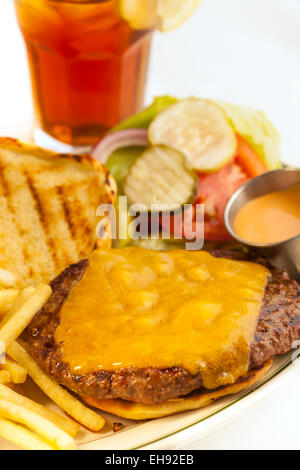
top-left (91, 129), bottom-right (149, 164)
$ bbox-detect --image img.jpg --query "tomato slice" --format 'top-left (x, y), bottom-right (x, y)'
top-left (163, 134), bottom-right (267, 241)
top-left (196, 161), bottom-right (249, 240)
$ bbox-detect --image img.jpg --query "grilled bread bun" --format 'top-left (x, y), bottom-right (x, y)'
top-left (0, 138), bottom-right (116, 288)
top-left (82, 361), bottom-right (272, 420)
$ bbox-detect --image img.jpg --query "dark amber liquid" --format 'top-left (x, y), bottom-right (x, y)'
top-left (14, 0), bottom-right (152, 146)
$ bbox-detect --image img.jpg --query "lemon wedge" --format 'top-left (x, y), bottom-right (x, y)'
top-left (148, 99), bottom-right (237, 172)
top-left (118, 0), bottom-right (202, 32)
top-left (158, 0), bottom-right (202, 31)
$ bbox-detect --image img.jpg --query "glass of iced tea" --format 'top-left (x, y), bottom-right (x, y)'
top-left (14, 0), bottom-right (153, 150)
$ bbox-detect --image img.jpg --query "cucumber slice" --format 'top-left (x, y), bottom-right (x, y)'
top-left (148, 98), bottom-right (237, 172)
top-left (123, 146), bottom-right (197, 211)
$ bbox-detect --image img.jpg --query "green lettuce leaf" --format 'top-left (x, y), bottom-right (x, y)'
top-left (217, 101), bottom-right (282, 170)
top-left (114, 96), bottom-right (178, 131)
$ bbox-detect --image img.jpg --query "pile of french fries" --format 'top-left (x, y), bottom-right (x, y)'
top-left (0, 269), bottom-right (105, 450)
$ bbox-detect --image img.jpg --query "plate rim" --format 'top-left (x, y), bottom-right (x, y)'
top-left (78, 355), bottom-right (298, 450)
top-left (139, 358), bottom-right (298, 450)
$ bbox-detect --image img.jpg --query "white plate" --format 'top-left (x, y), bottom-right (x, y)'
top-left (0, 0), bottom-right (299, 452)
top-left (0, 351), bottom-right (298, 450)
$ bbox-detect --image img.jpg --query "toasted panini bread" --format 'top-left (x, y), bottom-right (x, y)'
top-left (0, 138), bottom-right (116, 288)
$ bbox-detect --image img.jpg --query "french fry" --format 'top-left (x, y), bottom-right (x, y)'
top-left (0, 289), bottom-right (19, 316)
top-left (0, 416), bottom-right (54, 450)
top-left (8, 341), bottom-right (105, 432)
top-left (0, 284), bottom-right (51, 348)
top-left (0, 383), bottom-right (79, 437)
top-left (0, 268), bottom-right (16, 288)
top-left (0, 371), bottom-right (11, 384)
top-left (0, 399), bottom-right (76, 450)
top-left (0, 286), bottom-right (35, 327)
top-left (1, 357), bottom-right (27, 384)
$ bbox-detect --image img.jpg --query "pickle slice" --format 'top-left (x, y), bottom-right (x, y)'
top-left (123, 146), bottom-right (197, 211)
top-left (148, 99), bottom-right (237, 172)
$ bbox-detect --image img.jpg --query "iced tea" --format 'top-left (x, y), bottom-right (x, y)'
top-left (14, 0), bottom-right (152, 146)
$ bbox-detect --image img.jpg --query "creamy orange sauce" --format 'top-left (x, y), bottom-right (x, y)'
top-left (55, 248), bottom-right (269, 390)
top-left (234, 184), bottom-right (300, 244)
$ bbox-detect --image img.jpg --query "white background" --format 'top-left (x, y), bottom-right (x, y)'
top-left (0, 0), bottom-right (300, 450)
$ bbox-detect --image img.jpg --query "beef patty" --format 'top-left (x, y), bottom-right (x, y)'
top-left (26, 253), bottom-right (300, 405)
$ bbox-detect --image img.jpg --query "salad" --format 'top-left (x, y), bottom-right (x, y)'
top-left (92, 96), bottom-right (281, 247)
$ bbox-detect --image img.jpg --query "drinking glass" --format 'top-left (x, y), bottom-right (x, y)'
top-left (14, 0), bottom-right (153, 150)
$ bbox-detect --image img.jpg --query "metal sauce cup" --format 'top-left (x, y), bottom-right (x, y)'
top-left (224, 168), bottom-right (300, 281)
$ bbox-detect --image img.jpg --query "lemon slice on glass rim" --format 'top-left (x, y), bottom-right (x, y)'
top-left (118, 0), bottom-right (202, 32)
top-left (148, 99), bottom-right (238, 172)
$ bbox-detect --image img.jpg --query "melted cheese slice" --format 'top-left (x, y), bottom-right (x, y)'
top-left (55, 248), bottom-right (269, 390)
